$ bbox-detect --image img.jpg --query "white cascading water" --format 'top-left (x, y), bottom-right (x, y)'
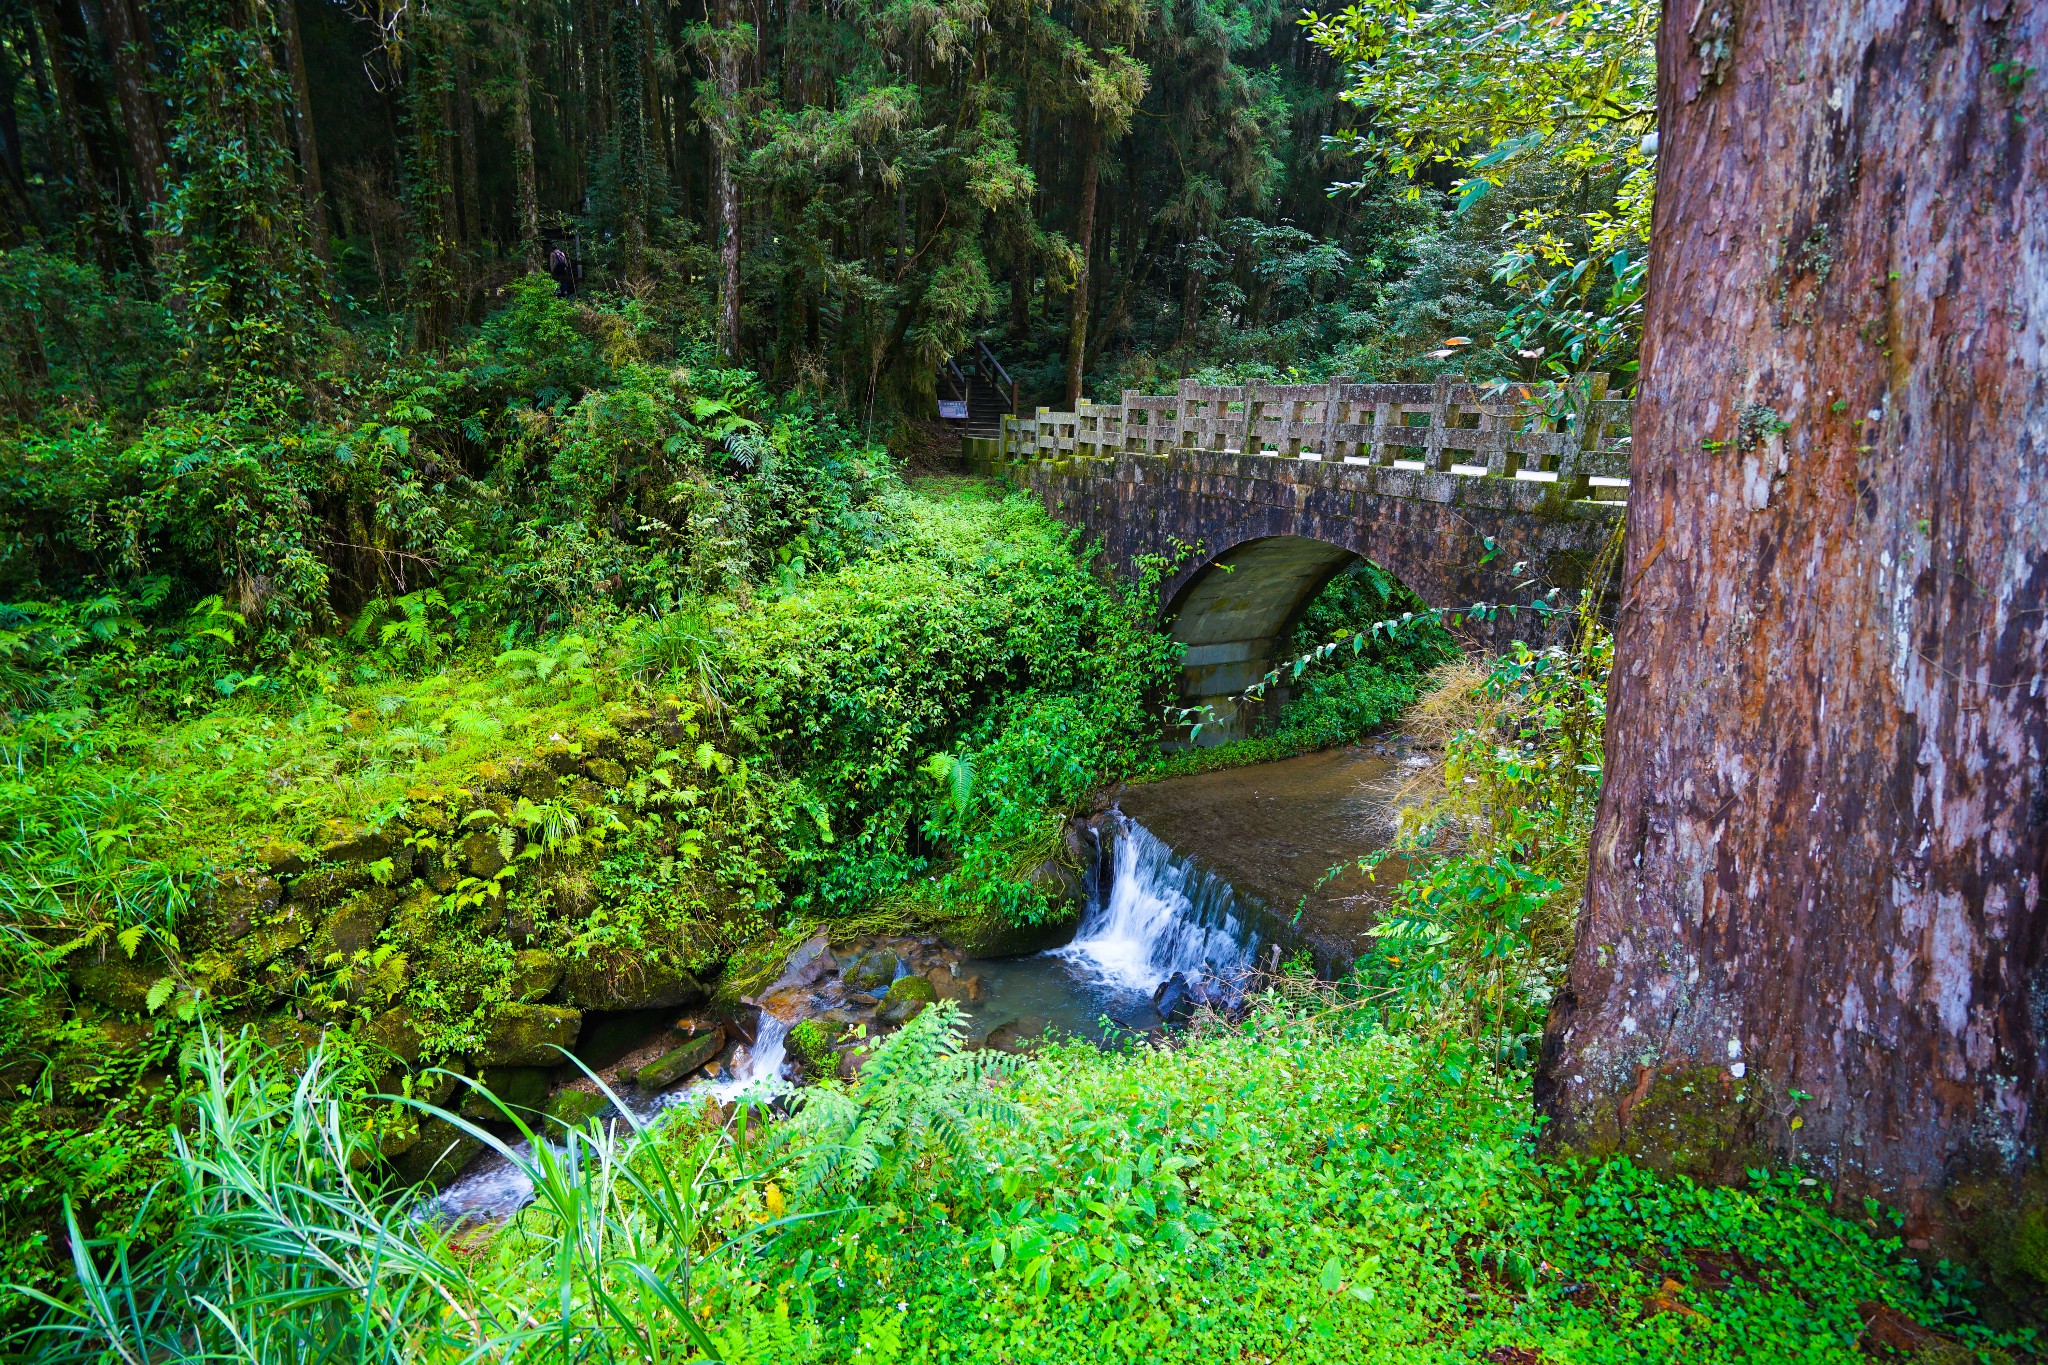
top-left (1054, 813), bottom-right (1258, 996)
top-left (420, 1012), bottom-right (791, 1224)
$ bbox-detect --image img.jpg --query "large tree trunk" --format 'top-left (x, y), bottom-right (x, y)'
top-left (1063, 110), bottom-right (1099, 409)
top-left (611, 0), bottom-right (645, 281)
top-left (31, 0), bottom-right (117, 264)
top-left (711, 0), bottom-right (741, 359)
top-left (510, 32), bottom-right (542, 269)
top-left (273, 0), bottom-right (329, 262)
top-left (94, 0), bottom-right (163, 213)
top-left (453, 51), bottom-right (482, 248)
top-left (0, 37), bottom-right (44, 242)
top-left (1537, 0), bottom-right (2048, 1260)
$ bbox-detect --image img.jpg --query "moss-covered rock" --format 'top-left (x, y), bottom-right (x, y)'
top-left (458, 828), bottom-right (508, 879)
top-left (785, 1018), bottom-right (846, 1078)
top-left (458, 1066), bottom-right (551, 1122)
top-left (199, 871), bottom-right (282, 941)
top-left (474, 1003), bottom-right (582, 1066)
top-left (561, 955), bottom-right (705, 1010)
top-left (544, 1087), bottom-right (615, 1130)
top-left (510, 949), bottom-right (563, 1001)
top-left (314, 885), bottom-right (404, 962)
top-left (317, 824), bottom-right (394, 864)
top-left (67, 952), bottom-right (161, 1013)
top-left (388, 885), bottom-right (443, 942)
top-left (842, 949), bottom-right (901, 992)
top-left (885, 974), bottom-right (937, 1005)
top-left (360, 1007), bottom-right (425, 1068)
top-left (635, 1027), bottom-right (727, 1090)
top-left (285, 861), bottom-right (376, 909)
top-left (257, 1015), bottom-right (326, 1068)
top-left (878, 973), bottom-right (937, 1024)
top-left (389, 1115), bottom-right (482, 1189)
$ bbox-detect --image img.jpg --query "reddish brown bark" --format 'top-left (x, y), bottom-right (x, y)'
top-left (1537, 2), bottom-right (2048, 1249)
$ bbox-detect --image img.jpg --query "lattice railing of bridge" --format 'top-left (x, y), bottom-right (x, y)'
top-left (989, 376), bottom-right (1632, 502)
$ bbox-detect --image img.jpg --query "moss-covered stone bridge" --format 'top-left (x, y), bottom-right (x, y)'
top-left (962, 378), bottom-right (1631, 735)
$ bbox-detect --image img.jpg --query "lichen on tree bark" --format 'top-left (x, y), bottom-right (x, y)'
top-left (1537, 0), bottom-right (2048, 1253)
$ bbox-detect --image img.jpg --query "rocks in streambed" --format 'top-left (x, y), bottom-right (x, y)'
top-left (543, 1087), bottom-right (616, 1130)
top-left (635, 1026), bottom-right (727, 1090)
top-left (784, 1018), bottom-right (846, 1079)
top-left (841, 948), bottom-right (902, 993)
top-left (877, 973), bottom-right (936, 1024)
top-left (926, 964), bottom-right (983, 1002)
top-left (459, 1066), bottom-right (551, 1122)
top-left (391, 1115), bottom-right (483, 1189)
top-left (1151, 970), bottom-right (1249, 1029)
top-left (982, 1014), bottom-right (1051, 1054)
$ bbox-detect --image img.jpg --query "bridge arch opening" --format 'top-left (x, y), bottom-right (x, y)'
top-left (1166, 535), bottom-right (1438, 745)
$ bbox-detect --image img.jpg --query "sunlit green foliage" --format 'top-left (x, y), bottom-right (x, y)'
top-left (13, 1008), bottom-right (2017, 1363)
top-left (1309, 0), bottom-right (1657, 397)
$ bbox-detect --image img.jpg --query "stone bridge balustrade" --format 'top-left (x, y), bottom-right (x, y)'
top-left (962, 377), bottom-right (1631, 743)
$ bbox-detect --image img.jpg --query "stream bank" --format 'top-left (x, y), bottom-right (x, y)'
top-left (424, 739), bottom-right (1416, 1224)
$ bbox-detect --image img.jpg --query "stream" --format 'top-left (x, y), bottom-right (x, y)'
top-left (423, 742), bottom-right (1407, 1225)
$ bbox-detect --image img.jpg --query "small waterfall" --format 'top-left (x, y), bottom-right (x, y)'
top-left (421, 1012), bottom-right (790, 1224)
top-left (1054, 813), bottom-right (1258, 997)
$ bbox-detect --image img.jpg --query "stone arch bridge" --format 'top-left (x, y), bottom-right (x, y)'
top-left (962, 378), bottom-right (1631, 738)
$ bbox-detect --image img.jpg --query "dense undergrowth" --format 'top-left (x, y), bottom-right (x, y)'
top-left (10, 568), bottom-right (2026, 1359)
top-left (0, 275), bottom-right (1207, 1298)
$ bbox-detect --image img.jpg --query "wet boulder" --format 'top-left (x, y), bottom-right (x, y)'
top-left (778, 932), bottom-right (839, 989)
top-left (950, 908), bottom-right (1082, 959)
top-left (784, 1018), bottom-right (847, 1080)
top-left (459, 1066), bottom-right (552, 1122)
top-left (983, 1014), bottom-right (1051, 1054)
top-left (635, 1025), bottom-right (727, 1090)
top-left (544, 1087), bottom-right (615, 1131)
top-left (878, 973), bottom-right (937, 1024)
top-left (390, 1115), bottom-right (483, 1190)
top-left (1151, 972), bottom-right (1196, 1028)
top-left (926, 965), bottom-right (983, 1003)
top-left (841, 949), bottom-right (901, 993)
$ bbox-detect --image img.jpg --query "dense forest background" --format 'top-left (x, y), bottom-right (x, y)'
top-left (0, 0), bottom-right (1630, 428)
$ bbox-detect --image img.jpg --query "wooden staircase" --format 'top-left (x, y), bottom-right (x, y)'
top-left (940, 342), bottom-right (1018, 450)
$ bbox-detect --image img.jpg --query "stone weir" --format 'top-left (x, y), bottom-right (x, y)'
top-left (963, 377), bottom-right (1629, 737)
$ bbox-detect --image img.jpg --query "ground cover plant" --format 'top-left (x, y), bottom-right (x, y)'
top-left (13, 1001), bottom-right (2018, 1363)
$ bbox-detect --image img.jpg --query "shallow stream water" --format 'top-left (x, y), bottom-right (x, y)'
top-left (424, 743), bottom-right (1408, 1223)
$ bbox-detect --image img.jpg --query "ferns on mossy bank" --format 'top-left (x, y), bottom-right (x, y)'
top-left (774, 1001), bottom-right (1019, 1198)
